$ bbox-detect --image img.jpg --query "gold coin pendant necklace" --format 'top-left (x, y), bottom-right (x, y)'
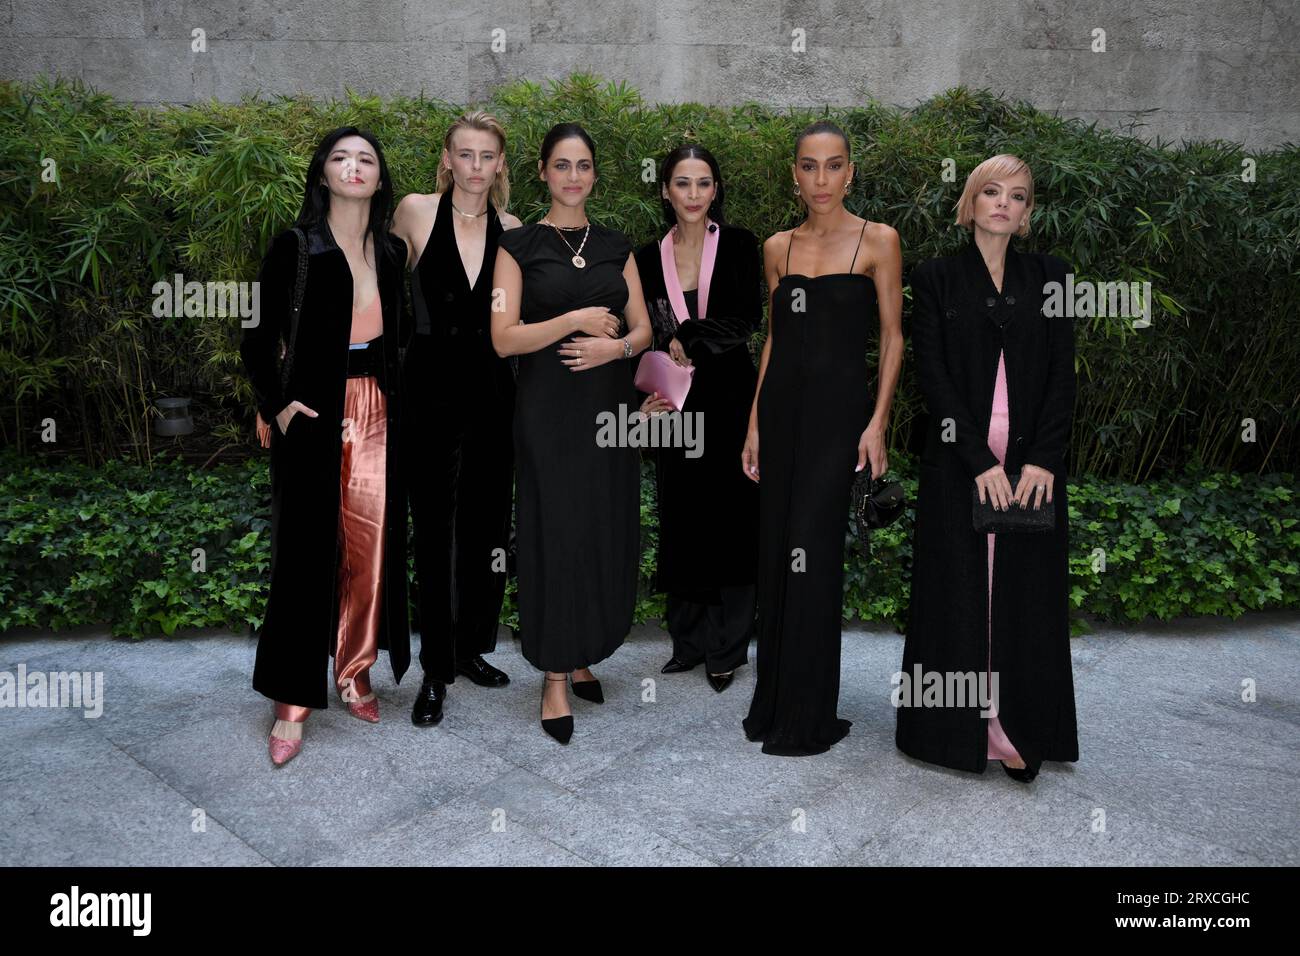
top-left (543, 218), bottom-right (590, 268)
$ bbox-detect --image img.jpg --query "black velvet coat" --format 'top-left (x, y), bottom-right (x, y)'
top-left (240, 221), bottom-right (411, 709)
top-left (896, 234), bottom-right (1079, 772)
top-left (634, 224), bottom-right (762, 594)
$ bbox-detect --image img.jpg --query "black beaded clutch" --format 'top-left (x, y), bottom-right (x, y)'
top-left (972, 471), bottom-right (1055, 534)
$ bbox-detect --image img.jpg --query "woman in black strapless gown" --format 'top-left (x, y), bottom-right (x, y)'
top-left (741, 121), bottom-right (904, 756)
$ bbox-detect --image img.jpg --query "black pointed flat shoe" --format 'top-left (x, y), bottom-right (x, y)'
top-left (1002, 760), bottom-right (1039, 783)
top-left (706, 671), bottom-right (734, 693)
top-left (541, 714), bottom-right (573, 744)
top-left (570, 677), bottom-right (604, 704)
top-left (661, 656), bottom-right (700, 674)
top-left (411, 678), bottom-right (446, 726)
top-left (541, 675), bottom-right (573, 744)
top-left (455, 655), bottom-right (510, 687)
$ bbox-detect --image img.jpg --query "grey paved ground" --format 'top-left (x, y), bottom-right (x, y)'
top-left (2, 612), bottom-right (1297, 866)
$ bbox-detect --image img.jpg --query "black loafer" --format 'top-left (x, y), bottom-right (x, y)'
top-left (661, 656), bottom-right (700, 674)
top-left (706, 671), bottom-right (734, 693)
top-left (411, 678), bottom-right (446, 726)
top-left (455, 655), bottom-right (510, 687)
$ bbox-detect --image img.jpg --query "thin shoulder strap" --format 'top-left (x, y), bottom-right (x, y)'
top-left (784, 226), bottom-right (796, 275)
top-left (848, 220), bottom-right (868, 274)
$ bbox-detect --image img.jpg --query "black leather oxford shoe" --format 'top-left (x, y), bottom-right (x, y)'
top-left (411, 678), bottom-right (446, 726)
top-left (456, 655), bottom-right (510, 687)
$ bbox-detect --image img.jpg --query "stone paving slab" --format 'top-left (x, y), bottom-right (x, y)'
top-left (1, 612), bottom-right (1296, 866)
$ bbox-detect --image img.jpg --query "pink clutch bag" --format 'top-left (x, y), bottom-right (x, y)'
top-left (634, 350), bottom-right (695, 411)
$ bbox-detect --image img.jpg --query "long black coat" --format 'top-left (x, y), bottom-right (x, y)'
top-left (634, 224), bottom-right (762, 594)
top-left (240, 221), bottom-right (411, 709)
top-left (896, 234), bottom-right (1079, 772)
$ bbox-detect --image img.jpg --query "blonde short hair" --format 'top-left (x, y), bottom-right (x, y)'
top-left (955, 154), bottom-right (1034, 238)
top-left (437, 110), bottom-right (511, 211)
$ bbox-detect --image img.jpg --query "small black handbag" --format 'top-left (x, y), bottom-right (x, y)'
top-left (852, 469), bottom-right (906, 539)
top-left (972, 470), bottom-right (1056, 534)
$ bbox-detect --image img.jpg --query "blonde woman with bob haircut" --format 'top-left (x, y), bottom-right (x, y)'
top-left (896, 154), bottom-right (1079, 784)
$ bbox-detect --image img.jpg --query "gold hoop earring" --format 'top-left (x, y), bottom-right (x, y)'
top-left (793, 183), bottom-right (800, 197)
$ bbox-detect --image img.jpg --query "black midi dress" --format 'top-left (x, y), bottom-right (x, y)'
top-left (742, 226), bottom-right (874, 755)
top-left (496, 222), bottom-right (640, 673)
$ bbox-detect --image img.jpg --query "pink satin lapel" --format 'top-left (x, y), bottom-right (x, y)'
top-left (660, 231), bottom-right (688, 324)
top-left (660, 219), bottom-right (720, 322)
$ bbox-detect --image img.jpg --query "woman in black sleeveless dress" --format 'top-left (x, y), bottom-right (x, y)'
top-left (491, 124), bottom-right (654, 744)
top-left (741, 121), bottom-right (905, 756)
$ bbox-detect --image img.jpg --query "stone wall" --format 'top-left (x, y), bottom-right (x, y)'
top-left (2, 0), bottom-right (1296, 147)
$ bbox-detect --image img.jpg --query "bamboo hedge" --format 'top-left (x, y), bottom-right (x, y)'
top-left (1, 72), bottom-right (1297, 478)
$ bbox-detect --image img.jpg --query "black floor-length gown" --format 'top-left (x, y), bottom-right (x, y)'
top-left (743, 226), bottom-right (874, 755)
top-left (496, 222), bottom-right (640, 672)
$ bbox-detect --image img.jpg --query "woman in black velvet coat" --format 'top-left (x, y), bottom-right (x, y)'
top-left (634, 145), bottom-right (762, 692)
top-left (240, 127), bottom-right (411, 764)
top-left (896, 154), bottom-right (1078, 783)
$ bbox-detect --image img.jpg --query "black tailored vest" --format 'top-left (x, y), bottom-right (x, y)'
top-left (411, 189), bottom-right (502, 356)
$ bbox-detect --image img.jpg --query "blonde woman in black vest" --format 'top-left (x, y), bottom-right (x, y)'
top-left (392, 112), bottom-right (523, 728)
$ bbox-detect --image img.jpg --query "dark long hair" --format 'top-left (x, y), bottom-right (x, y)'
top-left (794, 119), bottom-right (851, 159)
top-left (295, 126), bottom-right (398, 272)
top-left (539, 122), bottom-right (597, 172)
top-left (793, 120), bottom-right (854, 218)
top-left (658, 144), bottom-right (727, 226)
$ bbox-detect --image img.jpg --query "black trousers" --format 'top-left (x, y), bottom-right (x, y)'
top-left (405, 336), bottom-right (514, 683)
top-left (666, 585), bottom-right (755, 673)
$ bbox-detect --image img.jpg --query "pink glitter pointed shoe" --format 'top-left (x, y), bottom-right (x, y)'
top-left (347, 695), bottom-right (380, 723)
top-left (269, 735), bottom-right (302, 766)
